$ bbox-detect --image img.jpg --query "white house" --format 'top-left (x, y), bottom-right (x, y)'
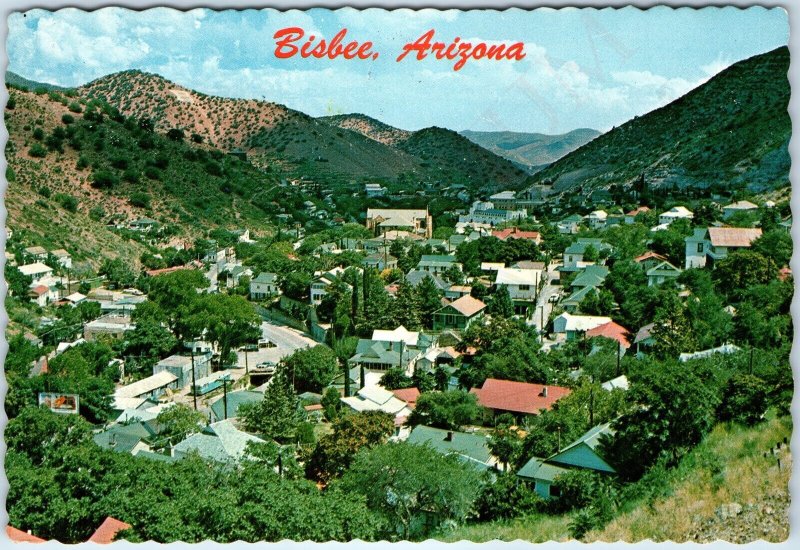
top-left (365, 183), bottom-right (387, 197)
top-left (18, 262), bottom-right (54, 285)
top-left (50, 249), bottom-right (72, 269)
top-left (659, 206), bottom-right (694, 225)
top-left (495, 267), bottom-right (541, 302)
top-left (553, 313), bottom-right (613, 340)
top-left (584, 210), bottom-right (608, 229)
top-left (250, 272), bottom-right (280, 300)
top-left (310, 266), bottom-right (349, 305)
top-left (684, 227), bottom-right (763, 269)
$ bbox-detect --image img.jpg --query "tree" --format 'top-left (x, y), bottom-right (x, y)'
top-left (44, 344), bottom-right (116, 423)
top-left (239, 367), bottom-right (304, 443)
top-left (5, 263), bottom-right (32, 299)
top-left (166, 128), bottom-right (185, 141)
top-left (488, 428), bottom-right (523, 471)
top-left (392, 281), bottom-right (422, 330)
top-left (186, 293), bottom-right (261, 365)
top-left (601, 362), bottom-right (719, 480)
top-left (416, 275), bottom-right (443, 329)
top-left (751, 230), bottom-right (792, 268)
top-left (282, 345), bottom-right (339, 393)
top-left (407, 390), bottom-right (483, 430)
top-left (380, 368), bottom-right (414, 390)
top-left (306, 410), bottom-right (395, 483)
top-left (99, 258), bottom-right (136, 289)
top-left (337, 442), bottom-right (486, 539)
top-left (713, 250), bottom-right (772, 299)
top-left (321, 387), bottom-right (342, 421)
top-left (717, 374), bottom-right (769, 426)
top-left (153, 404), bottom-right (204, 449)
top-left (488, 284), bottom-right (514, 318)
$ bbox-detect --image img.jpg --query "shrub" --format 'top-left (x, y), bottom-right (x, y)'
top-left (549, 470), bottom-right (618, 513)
top-left (32, 127), bottom-right (44, 140)
top-left (28, 143), bottom-right (47, 157)
top-left (76, 155), bottom-right (89, 170)
top-left (122, 169), bottom-right (139, 184)
top-left (61, 113), bottom-right (75, 124)
top-left (129, 192), bottom-right (151, 209)
top-left (91, 170), bottom-right (119, 189)
top-left (144, 166), bottom-right (161, 180)
top-left (89, 206), bottom-right (105, 221)
top-left (54, 193), bottom-right (78, 213)
top-left (717, 374), bottom-right (769, 426)
top-left (166, 128), bottom-right (185, 141)
top-left (37, 186), bottom-right (51, 198)
top-left (110, 156), bottom-right (129, 170)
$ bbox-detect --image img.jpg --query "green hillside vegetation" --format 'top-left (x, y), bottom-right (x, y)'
top-left (460, 128), bottom-right (601, 172)
top-left (4, 84), bottom-right (302, 266)
top-left (6, 70), bottom-right (66, 92)
top-left (439, 415), bottom-right (791, 543)
top-left (527, 47), bottom-right (790, 195)
top-left (397, 126), bottom-right (527, 193)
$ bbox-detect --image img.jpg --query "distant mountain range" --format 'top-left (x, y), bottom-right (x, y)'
top-left (525, 46), bottom-right (790, 196)
top-left (459, 128), bottom-right (601, 173)
top-left (6, 71), bottom-right (66, 92)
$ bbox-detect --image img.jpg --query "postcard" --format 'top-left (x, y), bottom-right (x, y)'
top-left (1, 0), bottom-right (793, 546)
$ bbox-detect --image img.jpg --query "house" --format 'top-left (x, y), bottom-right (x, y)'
top-left (340, 385), bottom-right (413, 422)
top-left (249, 272), bottom-right (280, 300)
top-left (659, 206), bottom-right (693, 225)
top-left (88, 517), bottom-right (133, 544)
top-left (569, 265), bottom-right (609, 290)
top-left (601, 375), bottom-right (629, 391)
top-left (585, 321), bottom-right (631, 349)
top-left (172, 419), bottom-right (265, 464)
top-left (633, 251), bottom-right (669, 272)
top-left (366, 208), bottom-right (432, 238)
top-left (153, 353), bottom-right (213, 390)
top-left (18, 262), bottom-right (53, 285)
top-left (28, 285), bottom-right (49, 306)
top-left (93, 421), bottom-right (157, 456)
top-left (405, 270), bottom-right (449, 291)
top-left (553, 313), bottom-right (613, 340)
top-left (50, 249), bottom-right (72, 269)
top-left (722, 200), bottom-right (759, 220)
top-left (625, 206), bottom-right (650, 224)
top-left (6, 525), bottom-right (46, 543)
top-left (471, 378), bottom-right (571, 418)
top-left (646, 260), bottom-right (682, 286)
top-left (62, 292), bottom-right (87, 306)
top-left (561, 285), bottom-right (600, 313)
top-left (231, 228), bottom-right (254, 244)
top-left (556, 214), bottom-right (583, 234)
top-left (310, 266), bottom-right (349, 305)
top-left (365, 183), bottom-right (387, 197)
top-left (444, 285), bottom-right (472, 300)
top-left (348, 326), bottom-right (433, 378)
top-left (391, 387), bottom-right (421, 408)
top-left (417, 254), bottom-right (462, 274)
top-left (684, 227), bottom-right (763, 268)
top-left (128, 217), bottom-right (158, 232)
top-left (23, 245), bottom-right (48, 261)
top-left (633, 323), bottom-right (656, 354)
top-left (407, 425), bottom-right (499, 471)
top-left (84, 314), bottom-right (135, 341)
top-left (433, 295), bottom-right (487, 331)
top-left (517, 423), bottom-right (616, 499)
top-left (495, 267), bottom-right (541, 314)
top-left (561, 239), bottom-right (611, 270)
top-left (363, 253), bottom-right (398, 271)
top-left (481, 262), bottom-right (506, 273)
top-left (210, 390), bottom-right (264, 421)
top-left (114, 371), bottom-right (178, 400)
top-left (679, 343), bottom-right (741, 362)
top-left (584, 210), bottom-right (608, 229)
top-left (492, 227), bottom-right (542, 245)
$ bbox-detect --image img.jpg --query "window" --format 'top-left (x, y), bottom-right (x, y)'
top-left (697, 243), bottom-right (704, 253)
top-left (519, 285), bottom-right (530, 291)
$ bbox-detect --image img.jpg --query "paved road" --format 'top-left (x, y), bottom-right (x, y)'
top-left (235, 320), bottom-right (319, 368)
top-left (529, 260), bottom-right (562, 335)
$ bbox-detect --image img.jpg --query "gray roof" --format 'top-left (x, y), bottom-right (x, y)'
top-left (252, 272), bottom-right (278, 284)
top-left (173, 419), bottom-right (264, 463)
top-left (405, 270), bottom-right (448, 291)
top-left (407, 425), bottom-right (493, 467)
top-left (517, 457), bottom-right (570, 481)
top-left (210, 390), bottom-right (264, 422)
top-left (93, 422), bottom-right (156, 454)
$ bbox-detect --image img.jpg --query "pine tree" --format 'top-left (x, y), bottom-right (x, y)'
top-left (240, 367), bottom-right (303, 443)
top-left (416, 275), bottom-right (443, 329)
top-left (392, 280), bottom-right (422, 330)
top-left (488, 284), bottom-right (515, 318)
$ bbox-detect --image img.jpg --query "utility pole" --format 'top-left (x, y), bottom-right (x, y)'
top-left (616, 341), bottom-right (622, 376)
top-left (222, 376), bottom-right (229, 420)
top-left (190, 343), bottom-right (198, 411)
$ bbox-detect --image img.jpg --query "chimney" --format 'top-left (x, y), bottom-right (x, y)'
top-left (445, 431), bottom-right (454, 442)
top-left (542, 386), bottom-right (548, 397)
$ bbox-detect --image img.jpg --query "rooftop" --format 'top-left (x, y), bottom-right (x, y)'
top-left (471, 378), bottom-right (571, 415)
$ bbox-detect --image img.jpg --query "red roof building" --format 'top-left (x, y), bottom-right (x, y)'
top-left (492, 227), bottom-right (542, 244)
top-left (586, 321), bottom-right (631, 349)
top-left (391, 387), bottom-right (421, 408)
top-left (470, 378), bottom-right (571, 415)
top-left (633, 251), bottom-right (668, 264)
top-left (87, 517), bottom-right (133, 544)
top-left (6, 526), bottom-right (46, 543)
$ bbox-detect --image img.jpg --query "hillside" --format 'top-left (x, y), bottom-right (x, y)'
top-left (4, 85), bottom-right (294, 267)
top-left (78, 71), bottom-right (526, 192)
top-left (460, 128), bottom-right (601, 172)
top-left (319, 113), bottom-right (412, 146)
top-left (6, 70), bottom-right (66, 92)
top-left (526, 46), bottom-right (790, 196)
top-left (439, 416), bottom-right (790, 543)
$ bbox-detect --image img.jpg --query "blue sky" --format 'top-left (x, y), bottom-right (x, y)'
top-left (7, 6), bottom-right (788, 134)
